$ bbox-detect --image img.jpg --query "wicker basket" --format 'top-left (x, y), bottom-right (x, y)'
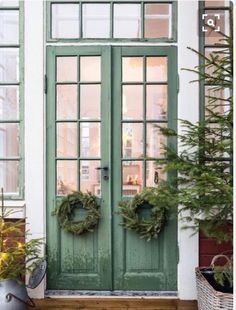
top-left (196, 255), bottom-right (233, 310)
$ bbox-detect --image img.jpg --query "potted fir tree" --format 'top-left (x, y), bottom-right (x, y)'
top-left (0, 188), bottom-right (43, 309)
top-left (153, 10), bottom-right (233, 310)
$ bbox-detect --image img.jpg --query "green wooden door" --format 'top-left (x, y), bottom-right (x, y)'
top-left (46, 46), bottom-right (177, 291)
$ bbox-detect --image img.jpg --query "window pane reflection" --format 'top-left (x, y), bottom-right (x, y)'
top-left (114, 4), bottom-right (141, 38)
top-left (0, 161), bottom-right (19, 194)
top-left (122, 161), bottom-right (142, 196)
top-left (0, 10), bottom-right (19, 44)
top-left (0, 49), bottom-right (19, 83)
top-left (80, 56), bottom-right (101, 82)
top-left (122, 123), bottom-right (143, 158)
top-left (52, 4), bottom-right (79, 39)
top-left (122, 85), bottom-right (143, 120)
top-left (83, 4), bottom-right (110, 38)
top-left (204, 10), bottom-right (229, 45)
top-left (0, 86), bottom-right (19, 120)
top-left (57, 57), bottom-right (77, 82)
top-left (146, 161), bottom-right (166, 187)
top-left (146, 123), bottom-right (166, 158)
top-left (57, 85), bottom-right (77, 120)
top-left (57, 123), bottom-right (77, 157)
top-left (57, 160), bottom-right (77, 195)
top-left (0, 123), bottom-right (19, 157)
top-left (80, 160), bottom-right (101, 196)
top-left (146, 57), bottom-right (167, 82)
top-left (205, 86), bottom-right (230, 116)
top-left (145, 4), bottom-right (170, 38)
top-left (122, 57), bottom-right (143, 82)
top-left (146, 85), bottom-right (167, 120)
top-left (80, 84), bottom-right (100, 119)
top-left (80, 122), bottom-right (100, 157)
top-left (0, 1), bottom-right (19, 7)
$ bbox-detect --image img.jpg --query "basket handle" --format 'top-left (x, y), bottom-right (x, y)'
top-left (210, 254), bottom-right (232, 268)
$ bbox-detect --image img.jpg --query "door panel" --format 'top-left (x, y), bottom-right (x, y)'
top-left (47, 46), bottom-right (177, 291)
top-left (112, 47), bottom-right (177, 290)
top-left (46, 46), bottom-right (112, 290)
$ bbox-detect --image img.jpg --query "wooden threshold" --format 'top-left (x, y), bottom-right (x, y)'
top-left (32, 297), bottom-right (198, 310)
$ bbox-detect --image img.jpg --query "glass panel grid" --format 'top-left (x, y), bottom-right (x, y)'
top-left (47, 1), bottom-right (175, 41)
top-left (121, 54), bottom-right (168, 195)
top-left (0, 2), bottom-right (22, 197)
top-left (56, 54), bottom-right (101, 196)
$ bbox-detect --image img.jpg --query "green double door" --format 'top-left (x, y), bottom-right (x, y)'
top-left (46, 46), bottom-right (177, 291)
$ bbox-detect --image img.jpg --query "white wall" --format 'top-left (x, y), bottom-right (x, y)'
top-left (24, 0), bottom-right (45, 299)
top-left (177, 0), bottom-right (199, 300)
top-left (22, 0), bottom-right (199, 299)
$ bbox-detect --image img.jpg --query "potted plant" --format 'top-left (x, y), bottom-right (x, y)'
top-left (0, 188), bottom-right (43, 309)
top-left (147, 9), bottom-right (233, 310)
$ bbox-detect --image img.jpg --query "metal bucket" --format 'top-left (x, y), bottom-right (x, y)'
top-left (0, 279), bottom-right (28, 310)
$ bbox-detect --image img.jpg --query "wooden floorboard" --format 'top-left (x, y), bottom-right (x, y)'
top-left (31, 298), bottom-right (198, 310)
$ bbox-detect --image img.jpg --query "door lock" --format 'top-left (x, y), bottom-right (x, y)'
top-left (96, 166), bottom-right (109, 180)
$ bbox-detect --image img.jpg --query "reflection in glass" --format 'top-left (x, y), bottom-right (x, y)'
top-left (114, 4), bottom-right (141, 38)
top-left (82, 4), bottom-right (110, 38)
top-left (57, 160), bottom-right (77, 195)
top-left (52, 4), bottom-right (79, 39)
top-left (0, 161), bottom-right (19, 194)
top-left (0, 123), bottom-right (19, 157)
top-left (57, 123), bottom-right (77, 157)
top-left (146, 85), bottom-right (167, 120)
top-left (57, 85), bottom-right (77, 120)
top-left (144, 4), bottom-right (170, 38)
top-left (205, 86), bottom-right (230, 116)
top-left (80, 56), bottom-right (101, 82)
top-left (122, 123), bottom-right (143, 158)
top-left (122, 85), bottom-right (143, 120)
top-left (122, 57), bottom-right (143, 82)
top-left (80, 84), bottom-right (100, 119)
top-left (56, 57), bottom-right (77, 82)
top-left (0, 49), bottom-right (19, 82)
top-left (0, 11), bottom-right (19, 44)
top-left (80, 123), bottom-right (100, 157)
top-left (0, 86), bottom-right (19, 120)
top-left (80, 160), bottom-right (101, 196)
top-left (204, 10), bottom-right (229, 45)
top-left (146, 161), bottom-right (166, 187)
top-left (146, 57), bottom-right (167, 82)
top-left (122, 161), bottom-right (142, 196)
top-left (204, 48), bottom-right (224, 77)
top-left (146, 123), bottom-right (166, 158)
top-left (0, 1), bottom-right (19, 7)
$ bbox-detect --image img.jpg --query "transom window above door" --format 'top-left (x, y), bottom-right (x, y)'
top-left (47, 0), bottom-right (177, 41)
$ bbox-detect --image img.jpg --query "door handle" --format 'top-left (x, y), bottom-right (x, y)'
top-left (96, 166), bottom-right (109, 180)
top-left (96, 166), bottom-right (109, 171)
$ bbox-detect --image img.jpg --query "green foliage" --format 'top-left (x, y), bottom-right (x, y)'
top-left (118, 184), bottom-right (173, 241)
top-left (211, 254), bottom-right (233, 288)
top-left (52, 191), bottom-right (100, 235)
top-left (156, 16), bottom-right (233, 243)
top-left (0, 188), bottom-right (43, 280)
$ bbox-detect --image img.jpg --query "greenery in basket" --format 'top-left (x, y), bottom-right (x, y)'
top-left (0, 188), bottom-right (43, 280)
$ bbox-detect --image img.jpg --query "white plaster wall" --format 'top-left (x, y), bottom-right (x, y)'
top-left (24, 0), bottom-right (45, 299)
top-left (177, 0), bottom-right (199, 300)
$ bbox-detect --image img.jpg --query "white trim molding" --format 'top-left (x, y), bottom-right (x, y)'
top-left (177, 0), bottom-right (199, 300)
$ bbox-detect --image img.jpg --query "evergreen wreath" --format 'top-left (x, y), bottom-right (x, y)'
top-left (118, 188), bottom-right (167, 241)
top-left (52, 191), bottom-right (100, 235)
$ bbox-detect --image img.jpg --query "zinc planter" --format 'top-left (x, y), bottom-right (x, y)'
top-left (0, 279), bottom-right (28, 310)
